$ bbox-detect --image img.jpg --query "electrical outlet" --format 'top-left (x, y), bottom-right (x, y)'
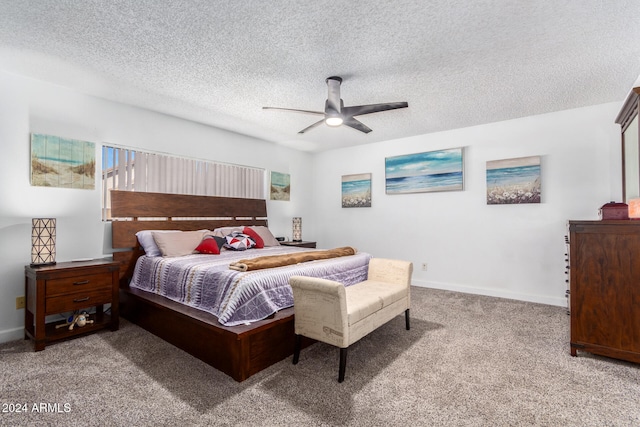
top-left (421, 263), bottom-right (427, 271)
top-left (16, 296), bottom-right (26, 310)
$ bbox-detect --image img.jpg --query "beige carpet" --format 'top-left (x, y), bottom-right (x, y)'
top-left (1, 287), bottom-right (639, 426)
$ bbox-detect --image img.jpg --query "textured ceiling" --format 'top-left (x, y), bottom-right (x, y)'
top-left (1, 1), bottom-right (640, 152)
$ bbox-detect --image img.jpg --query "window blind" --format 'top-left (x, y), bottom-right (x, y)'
top-left (102, 145), bottom-right (265, 220)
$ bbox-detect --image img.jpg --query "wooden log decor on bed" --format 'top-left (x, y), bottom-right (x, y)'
top-left (109, 190), bottom-right (314, 382)
top-left (229, 246), bottom-right (356, 272)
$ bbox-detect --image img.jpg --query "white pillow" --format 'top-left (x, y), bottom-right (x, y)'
top-left (136, 230), bottom-right (179, 256)
top-left (248, 226), bottom-right (281, 247)
top-left (152, 230), bottom-right (208, 257)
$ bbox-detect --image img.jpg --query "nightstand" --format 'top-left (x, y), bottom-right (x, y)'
top-left (280, 241), bottom-right (317, 249)
top-left (24, 259), bottom-right (120, 351)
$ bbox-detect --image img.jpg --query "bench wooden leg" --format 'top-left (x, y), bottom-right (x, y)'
top-left (293, 334), bottom-right (301, 365)
top-left (338, 347), bottom-right (348, 383)
top-left (405, 309), bottom-right (410, 330)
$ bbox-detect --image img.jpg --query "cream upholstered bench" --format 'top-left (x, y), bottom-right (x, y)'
top-left (290, 258), bottom-right (413, 382)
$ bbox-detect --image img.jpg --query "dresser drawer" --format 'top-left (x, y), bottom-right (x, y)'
top-left (46, 272), bottom-right (113, 296)
top-left (45, 288), bottom-right (113, 314)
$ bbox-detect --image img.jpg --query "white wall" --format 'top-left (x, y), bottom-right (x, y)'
top-left (312, 102), bottom-right (622, 306)
top-left (0, 71), bottom-right (314, 343)
top-left (0, 68), bottom-right (626, 344)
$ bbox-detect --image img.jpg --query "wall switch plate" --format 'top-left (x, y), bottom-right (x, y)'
top-left (16, 296), bottom-right (26, 310)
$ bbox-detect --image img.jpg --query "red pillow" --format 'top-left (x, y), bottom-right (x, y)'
top-left (243, 227), bottom-right (264, 249)
top-left (195, 235), bottom-right (221, 255)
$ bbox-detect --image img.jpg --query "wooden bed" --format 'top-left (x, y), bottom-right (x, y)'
top-left (110, 190), bottom-right (311, 382)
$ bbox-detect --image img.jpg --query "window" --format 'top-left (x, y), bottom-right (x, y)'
top-left (102, 145), bottom-right (265, 220)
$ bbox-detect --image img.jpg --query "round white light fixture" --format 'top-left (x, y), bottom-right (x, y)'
top-left (325, 117), bottom-right (343, 127)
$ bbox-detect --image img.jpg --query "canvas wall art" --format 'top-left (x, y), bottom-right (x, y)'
top-left (486, 156), bottom-right (541, 204)
top-left (385, 148), bottom-right (464, 194)
top-left (270, 171), bottom-right (290, 201)
top-left (30, 133), bottom-right (95, 189)
top-left (342, 173), bottom-right (372, 208)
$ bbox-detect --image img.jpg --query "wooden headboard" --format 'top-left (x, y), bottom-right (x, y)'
top-left (110, 190), bottom-right (268, 284)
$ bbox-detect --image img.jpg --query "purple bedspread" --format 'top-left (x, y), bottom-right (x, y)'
top-left (130, 246), bottom-right (371, 326)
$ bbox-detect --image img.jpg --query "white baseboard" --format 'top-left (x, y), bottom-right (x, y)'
top-left (0, 326), bottom-right (25, 344)
top-left (411, 279), bottom-right (567, 308)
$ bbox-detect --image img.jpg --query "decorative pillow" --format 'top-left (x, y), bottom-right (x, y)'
top-left (213, 236), bottom-right (227, 250)
top-left (224, 232), bottom-right (256, 251)
top-left (195, 234), bottom-right (221, 255)
top-left (136, 230), bottom-right (179, 256)
top-left (152, 230), bottom-right (207, 257)
top-left (212, 226), bottom-right (243, 238)
top-left (248, 226), bottom-right (281, 247)
top-left (243, 227), bottom-right (264, 249)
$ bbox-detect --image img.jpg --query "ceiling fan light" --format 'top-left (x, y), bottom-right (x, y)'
top-left (325, 117), bottom-right (343, 127)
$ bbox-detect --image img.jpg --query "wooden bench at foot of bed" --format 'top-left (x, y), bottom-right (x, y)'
top-left (110, 190), bottom-right (313, 382)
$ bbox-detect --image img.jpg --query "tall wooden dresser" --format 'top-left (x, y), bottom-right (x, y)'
top-left (568, 220), bottom-right (640, 363)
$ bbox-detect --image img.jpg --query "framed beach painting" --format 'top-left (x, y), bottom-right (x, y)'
top-left (30, 133), bottom-right (95, 189)
top-left (385, 148), bottom-right (464, 194)
top-left (270, 171), bottom-right (291, 201)
top-left (342, 173), bottom-right (372, 208)
top-left (486, 156), bottom-right (541, 204)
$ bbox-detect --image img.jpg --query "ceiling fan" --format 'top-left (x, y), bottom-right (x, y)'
top-left (263, 76), bottom-right (408, 134)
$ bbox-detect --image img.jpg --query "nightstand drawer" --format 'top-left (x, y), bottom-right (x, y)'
top-left (46, 288), bottom-right (112, 314)
top-left (46, 272), bottom-right (113, 296)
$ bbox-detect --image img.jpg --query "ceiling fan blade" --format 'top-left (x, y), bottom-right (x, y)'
top-left (263, 106), bottom-right (324, 116)
top-left (342, 102), bottom-right (408, 117)
top-left (298, 119), bottom-right (325, 134)
top-left (343, 117), bottom-right (372, 134)
top-left (325, 76), bottom-right (342, 114)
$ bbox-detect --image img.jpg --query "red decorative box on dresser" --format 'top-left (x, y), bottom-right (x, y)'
top-left (599, 202), bottom-right (629, 220)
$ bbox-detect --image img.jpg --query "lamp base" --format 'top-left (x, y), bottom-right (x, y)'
top-left (30, 261), bottom-right (56, 268)
top-left (292, 240), bottom-right (302, 242)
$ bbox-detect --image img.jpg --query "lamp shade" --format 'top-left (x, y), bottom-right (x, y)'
top-left (31, 218), bottom-right (56, 266)
top-left (292, 217), bottom-right (302, 242)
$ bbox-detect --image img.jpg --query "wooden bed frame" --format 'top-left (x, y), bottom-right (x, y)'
top-left (110, 190), bottom-right (310, 382)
